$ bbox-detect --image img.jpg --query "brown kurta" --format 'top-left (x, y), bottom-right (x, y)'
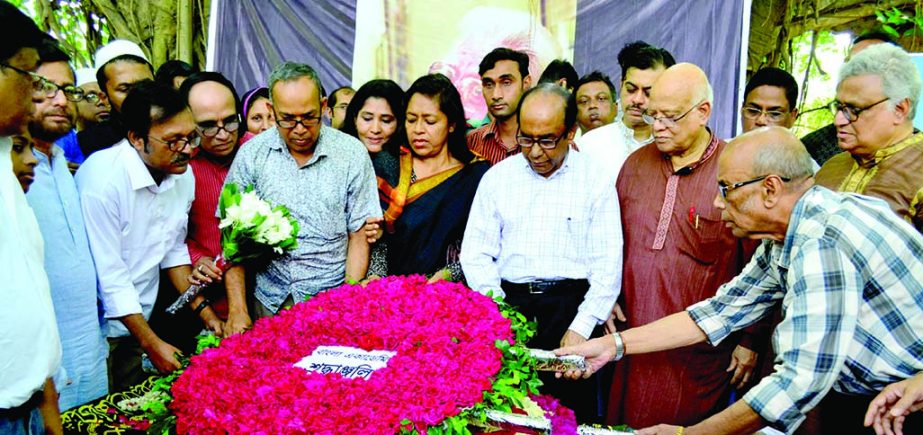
top-left (610, 134), bottom-right (756, 427)
top-left (815, 131), bottom-right (923, 234)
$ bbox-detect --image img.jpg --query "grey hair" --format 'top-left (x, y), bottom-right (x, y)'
top-left (838, 43), bottom-right (921, 118)
top-left (750, 136), bottom-right (815, 181)
top-left (267, 61), bottom-right (324, 104)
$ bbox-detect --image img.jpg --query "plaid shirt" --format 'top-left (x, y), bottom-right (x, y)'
top-left (687, 186), bottom-right (923, 433)
top-left (466, 120), bottom-right (520, 165)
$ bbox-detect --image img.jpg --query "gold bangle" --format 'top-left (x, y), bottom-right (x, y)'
top-left (676, 427), bottom-right (685, 435)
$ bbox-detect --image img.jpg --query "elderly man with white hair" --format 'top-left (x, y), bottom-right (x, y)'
top-left (815, 43), bottom-right (923, 234)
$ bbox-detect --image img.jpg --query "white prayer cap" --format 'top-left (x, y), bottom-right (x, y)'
top-left (75, 67), bottom-right (97, 87)
top-left (94, 39), bottom-right (149, 72)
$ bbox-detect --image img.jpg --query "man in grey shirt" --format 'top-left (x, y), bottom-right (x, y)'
top-left (224, 62), bottom-right (381, 318)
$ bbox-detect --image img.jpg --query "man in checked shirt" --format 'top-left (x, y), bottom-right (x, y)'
top-left (555, 127), bottom-right (923, 435)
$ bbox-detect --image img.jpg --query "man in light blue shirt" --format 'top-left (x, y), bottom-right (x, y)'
top-left (224, 62), bottom-right (381, 318)
top-left (26, 40), bottom-right (107, 410)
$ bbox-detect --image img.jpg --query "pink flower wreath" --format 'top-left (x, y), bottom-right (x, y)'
top-left (170, 276), bottom-right (513, 434)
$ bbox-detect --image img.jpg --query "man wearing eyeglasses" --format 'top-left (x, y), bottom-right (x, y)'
top-left (179, 72), bottom-right (249, 337)
top-left (814, 43), bottom-right (923, 236)
top-left (223, 62), bottom-right (380, 320)
top-left (556, 126), bottom-right (923, 435)
top-left (462, 83), bottom-right (622, 422)
top-left (610, 63), bottom-right (762, 429)
top-left (23, 39), bottom-right (108, 412)
top-left (76, 80), bottom-right (221, 392)
top-left (740, 67), bottom-right (799, 133)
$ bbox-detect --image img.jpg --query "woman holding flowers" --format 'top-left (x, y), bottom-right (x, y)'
top-left (366, 74), bottom-right (489, 281)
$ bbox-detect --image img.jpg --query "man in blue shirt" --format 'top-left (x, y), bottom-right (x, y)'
top-left (26, 40), bottom-right (108, 411)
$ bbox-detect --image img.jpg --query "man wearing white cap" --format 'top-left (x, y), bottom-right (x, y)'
top-left (74, 67), bottom-right (110, 131)
top-left (77, 39), bottom-right (153, 158)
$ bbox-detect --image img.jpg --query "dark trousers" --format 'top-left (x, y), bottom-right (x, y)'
top-left (502, 279), bottom-right (604, 424)
top-left (0, 391), bottom-right (44, 435)
top-left (814, 389), bottom-right (923, 435)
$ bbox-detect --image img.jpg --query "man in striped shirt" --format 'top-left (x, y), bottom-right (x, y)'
top-left (556, 127), bottom-right (923, 435)
top-left (466, 48), bottom-right (531, 165)
top-left (181, 72), bottom-right (249, 337)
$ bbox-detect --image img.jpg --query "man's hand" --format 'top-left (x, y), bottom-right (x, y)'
top-left (145, 339), bottom-right (183, 374)
top-left (198, 306), bottom-right (224, 336)
top-left (560, 329), bottom-right (587, 348)
top-left (224, 311), bottom-right (252, 337)
top-left (865, 373), bottom-right (923, 435)
top-left (636, 424), bottom-right (683, 435)
top-left (364, 217), bottom-right (384, 243)
top-left (727, 345), bottom-right (758, 388)
top-left (553, 335), bottom-right (616, 380)
top-left (191, 256), bottom-right (222, 285)
top-left (604, 302), bottom-right (627, 334)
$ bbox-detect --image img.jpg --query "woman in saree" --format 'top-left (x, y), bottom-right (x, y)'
top-left (367, 74), bottom-right (489, 282)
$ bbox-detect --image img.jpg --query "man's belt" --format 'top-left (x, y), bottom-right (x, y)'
top-left (500, 279), bottom-right (589, 295)
top-left (0, 389), bottom-right (43, 419)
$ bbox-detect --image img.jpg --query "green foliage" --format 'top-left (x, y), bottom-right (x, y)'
top-left (876, 6), bottom-right (923, 42)
top-left (400, 297), bottom-right (541, 435)
top-left (142, 334), bottom-right (222, 434)
top-left (20, 1), bottom-right (110, 67)
top-left (788, 30), bottom-right (844, 137)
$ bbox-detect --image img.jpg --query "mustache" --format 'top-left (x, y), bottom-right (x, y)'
top-left (171, 154), bottom-right (190, 165)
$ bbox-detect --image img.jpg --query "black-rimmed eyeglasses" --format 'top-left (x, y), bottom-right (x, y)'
top-left (828, 98), bottom-right (889, 123)
top-left (718, 175), bottom-right (791, 199)
top-left (196, 115), bottom-right (241, 138)
top-left (148, 134), bottom-right (201, 152)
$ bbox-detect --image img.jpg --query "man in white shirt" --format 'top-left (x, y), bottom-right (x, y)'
top-left (76, 80), bottom-right (222, 392)
top-left (461, 83), bottom-right (622, 422)
top-left (0, 4), bottom-right (63, 433)
top-left (576, 41), bottom-right (675, 177)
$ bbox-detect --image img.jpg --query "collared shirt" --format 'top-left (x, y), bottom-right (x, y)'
top-left (460, 151), bottom-right (623, 338)
top-left (815, 131), bottom-right (923, 233)
top-left (76, 140), bottom-right (194, 338)
top-left (687, 186), bottom-right (923, 433)
top-left (26, 145), bottom-right (107, 410)
top-left (223, 126), bottom-right (381, 312)
top-left (800, 123), bottom-right (842, 166)
top-left (0, 136), bottom-right (62, 408)
top-left (466, 120), bottom-right (520, 165)
top-left (575, 118), bottom-right (652, 179)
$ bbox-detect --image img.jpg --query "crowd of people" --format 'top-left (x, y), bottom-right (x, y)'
top-left (2, 2), bottom-right (923, 434)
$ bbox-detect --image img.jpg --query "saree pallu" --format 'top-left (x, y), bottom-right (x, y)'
top-left (374, 150), bottom-right (489, 276)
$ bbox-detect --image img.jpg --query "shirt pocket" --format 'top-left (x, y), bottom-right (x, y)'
top-left (676, 207), bottom-right (725, 265)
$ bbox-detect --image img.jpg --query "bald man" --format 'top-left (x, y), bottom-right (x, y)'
top-left (557, 127), bottom-right (923, 435)
top-left (609, 63), bottom-right (762, 428)
top-left (462, 83), bottom-right (622, 422)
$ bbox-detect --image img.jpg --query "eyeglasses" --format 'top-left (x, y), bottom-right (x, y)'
top-left (741, 106), bottom-right (789, 122)
top-left (828, 98), bottom-right (889, 123)
top-left (196, 115), bottom-right (241, 137)
top-left (642, 99), bottom-right (704, 128)
top-left (34, 78), bottom-right (86, 102)
top-left (81, 91), bottom-right (107, 104)
top-left (516, 132), bottom-right (565, 150)
top-left (718, 174), bottom-right (791, 199)
top-left (1, 63), bottom-right (47, 95)
top-left (275, 114), bottom-right (322, 129)
top-left (147, 134), bottom-right (201, 152)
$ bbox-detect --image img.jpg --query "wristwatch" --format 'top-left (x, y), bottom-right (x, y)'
top-left (611, 332), bottom-right (625, 361)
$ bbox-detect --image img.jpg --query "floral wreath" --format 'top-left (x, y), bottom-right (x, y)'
top-left (166, 276), bottom-right (541, 433)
